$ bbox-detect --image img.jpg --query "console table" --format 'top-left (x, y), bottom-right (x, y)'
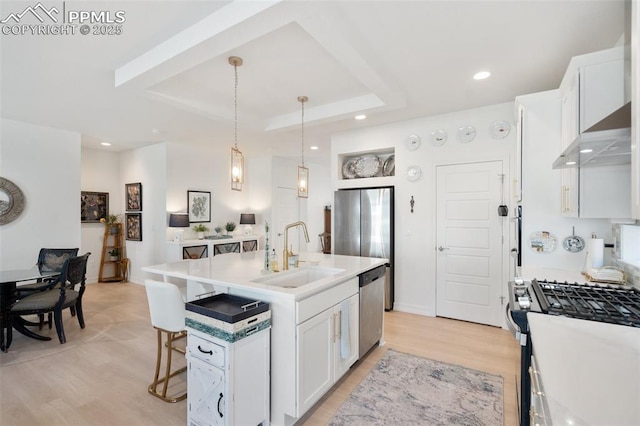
top-left (166, 236), bottom-right (261, 262)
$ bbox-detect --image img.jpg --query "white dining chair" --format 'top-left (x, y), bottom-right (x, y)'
top-left (144, 279), bottom-right (187, 403)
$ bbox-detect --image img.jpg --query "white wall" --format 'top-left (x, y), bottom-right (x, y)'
top-left (81, 148), bottom-right (121, 281)
top-left (332, 102), bottom-right (517, 316)
top-left (120, 143), bottom-right (167, 284)
top-left (518, 91), bottom-right (614, 272)
top-left (0, 119), bottom-right (81, 269)
top-left (80, 140), bottom-right (326, 285)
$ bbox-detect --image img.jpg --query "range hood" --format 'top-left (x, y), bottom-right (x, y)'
top-left (552, 102), bottom-right (631, 169)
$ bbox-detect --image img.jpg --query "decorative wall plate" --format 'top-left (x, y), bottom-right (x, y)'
top-left (430, 129), bottom-right (447, 147)
top-left (382, 155), bottom-right (395, 176)
top-left (490, 120), bottom-right (511, 139)
top-left (406, 165), bottom-right (422, 182)
top-left (0, 177), bottom-right (25, 225)
top-left (562, 235), bottom-right (585, 253)
top-left (354, 154), bottom-right (382, 178)
top-left (529, 231), bottom-right (557, 253)
top-left (457, 125), bottom-right (476, 143)
top-left (406, 134), bottom-right (421, 151)
top-left (342, 158), bottom-right (358, 179)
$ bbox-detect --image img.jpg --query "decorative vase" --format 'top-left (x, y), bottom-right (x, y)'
top-left (109, 225), bottom-right (119, 234)
top-left (197, 232), bottom-right (204, 240)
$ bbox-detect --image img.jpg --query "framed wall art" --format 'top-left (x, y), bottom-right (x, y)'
top-left (81, 191), bottom-right (109, 223)
top-left (188, 190), bottom-right (211, 223)
top-left (125, 182), bottom-right (142, 211)
top-left (126, 213), bottom-right (142, 241)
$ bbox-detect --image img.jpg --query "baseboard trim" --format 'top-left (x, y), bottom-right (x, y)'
top-left (391, 303), bottom-right (433, 317)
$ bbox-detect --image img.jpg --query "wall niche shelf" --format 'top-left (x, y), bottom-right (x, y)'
top-left (338, 148), bottom-right (395, 182)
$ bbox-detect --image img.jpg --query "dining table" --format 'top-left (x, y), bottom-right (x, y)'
top-left (0, 266), bottom-right (59, 352)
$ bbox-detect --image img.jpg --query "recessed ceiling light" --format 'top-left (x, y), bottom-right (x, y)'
top-left (152, 128), bottom-right (162, 134)
top-left (473, 71), bottom-right (491, 80)
top-left (566, 161), bottom-right (576, 165)
top-left (580, 148), bottom-right (593, 153)
top-left (101, 142), bottom-right (111, 146)
top-left (355, 114), bottom-right (367, 120)
top-left (310, 146), bottom-right (319, 150)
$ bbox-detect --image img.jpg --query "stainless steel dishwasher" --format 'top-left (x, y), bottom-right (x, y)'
top-left (359, 265), bottom-right (386, 358)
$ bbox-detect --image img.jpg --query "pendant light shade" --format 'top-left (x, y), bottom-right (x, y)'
top-left (297, 96), bottom-right (309, 198)
top-left (229, 56), bottom-right (244, 191)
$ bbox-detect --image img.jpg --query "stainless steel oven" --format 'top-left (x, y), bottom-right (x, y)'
top-left (507, 278), bottom-right (640, 425)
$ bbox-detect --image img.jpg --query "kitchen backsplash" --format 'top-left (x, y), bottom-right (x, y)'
top-left (611, 224), bottom-right (639, 287)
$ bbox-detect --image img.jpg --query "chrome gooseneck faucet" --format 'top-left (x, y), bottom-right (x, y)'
top-left (283, 221), bottom-right (310, 270)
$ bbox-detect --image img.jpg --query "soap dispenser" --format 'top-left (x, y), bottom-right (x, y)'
top-left (270, 249), bottom-right (279, 272)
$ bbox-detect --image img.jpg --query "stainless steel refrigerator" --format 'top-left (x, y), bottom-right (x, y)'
top-left (334, 187), bottom-right (394, 310)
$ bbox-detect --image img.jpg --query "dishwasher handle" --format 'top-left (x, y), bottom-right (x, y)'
top-left (359, 265), bottom-right (387, 287)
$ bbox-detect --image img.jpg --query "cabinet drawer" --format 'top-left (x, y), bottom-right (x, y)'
top-left (296, 277), bottom-right (358, 324)
top-left (188, 332), bottom-right (225, 368)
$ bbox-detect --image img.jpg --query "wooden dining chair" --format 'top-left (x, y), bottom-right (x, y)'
top-left (15, 248), bottom-right (80, 329)
top-left (16, 248), bottom-right (80, 297)
top-left (11, 253), bottom-right (91, 344)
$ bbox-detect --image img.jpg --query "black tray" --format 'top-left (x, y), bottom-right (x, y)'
top-left (186, 293), bottom-right (269, 323)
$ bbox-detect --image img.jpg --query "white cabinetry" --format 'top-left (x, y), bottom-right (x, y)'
top-left (292, 277), bottom-right (359, 417)
top-left (186, 328), bottom-right (270, 426)
top-left (560, 78), bottom-right (579, 216)
top-left (296, 293), bottom-right (358, 416)
top-left (559, 47), bottom-right (629, 218)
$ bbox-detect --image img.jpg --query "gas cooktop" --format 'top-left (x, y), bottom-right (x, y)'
top-left (531, 279), bottom-right (640, 327)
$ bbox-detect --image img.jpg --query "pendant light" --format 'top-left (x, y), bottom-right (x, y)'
top-left (229, 56), bottom-right (244, 191)
top-left (297, 96), bottom-right (309, 198)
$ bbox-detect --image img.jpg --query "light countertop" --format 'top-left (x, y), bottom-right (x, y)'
top-left (528, 313), bottom-right (640, 426)
top-left (142, 250), bottom-right (387, 301)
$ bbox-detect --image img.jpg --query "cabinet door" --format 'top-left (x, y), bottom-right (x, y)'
top-left (213, 242), bottom-right (240, 256)
top-left (334, 294), bottom-right (359, 380)
top-left (579, 59), bottom-right (625, 132)
top-left (242, 239), bottom-right (258, 252)
top-left (560, 80), bottom-right (579, 217)
top-left (187, 356), bottom-right (226, 426)
top-left (183, 245), bottom-right (208, 260)
top-left (296, 308), bottom-right (333, 417)
top-left (513, 104), bottom-right (524, 203)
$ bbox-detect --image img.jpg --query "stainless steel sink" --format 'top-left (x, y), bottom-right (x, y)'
top-left (251, 266), bottom-right (344, 288)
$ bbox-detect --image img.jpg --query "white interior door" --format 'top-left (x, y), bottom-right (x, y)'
top-left (436, 161), bottom-right (504, 326)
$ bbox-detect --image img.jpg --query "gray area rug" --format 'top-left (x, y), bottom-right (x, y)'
top-left (329, 349), bottom-right (503, 426)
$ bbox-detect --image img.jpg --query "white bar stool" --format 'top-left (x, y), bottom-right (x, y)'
top-left (144, 279), bottom-right (187, 403)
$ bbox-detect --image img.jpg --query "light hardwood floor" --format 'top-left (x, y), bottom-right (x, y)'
top-left (1, 283), bottom-right (520, 426)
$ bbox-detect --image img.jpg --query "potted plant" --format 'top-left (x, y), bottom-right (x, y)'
top-left (214, 226), bottom-right (222, 236)
top-left (225, 221), bottom-right (236, 235)
top-left (193, 224), bottom-right (209, 239)
top-left (100, 214), bottom-right (122, 234)
top-left (108, 248), bottom-right (119, 261)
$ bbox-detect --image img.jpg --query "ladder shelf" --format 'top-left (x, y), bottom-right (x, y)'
top-left (98, 223), bottom-right (126, 282)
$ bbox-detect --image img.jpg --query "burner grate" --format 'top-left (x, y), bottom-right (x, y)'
top-left (531, 280), bottom-right (640, 327)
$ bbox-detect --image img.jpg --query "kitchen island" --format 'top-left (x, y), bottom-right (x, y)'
top-left (142, 250), bottom-right (387, 425)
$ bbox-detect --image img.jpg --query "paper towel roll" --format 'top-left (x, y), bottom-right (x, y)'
top-left (586, 238), bottom-right (604, 269)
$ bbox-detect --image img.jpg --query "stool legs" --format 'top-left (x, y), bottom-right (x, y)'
top-left (148, 327), bottom-right (187, 403)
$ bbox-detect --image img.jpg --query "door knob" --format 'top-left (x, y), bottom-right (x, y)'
top-left (438, 246), bottom-right (449, 252)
